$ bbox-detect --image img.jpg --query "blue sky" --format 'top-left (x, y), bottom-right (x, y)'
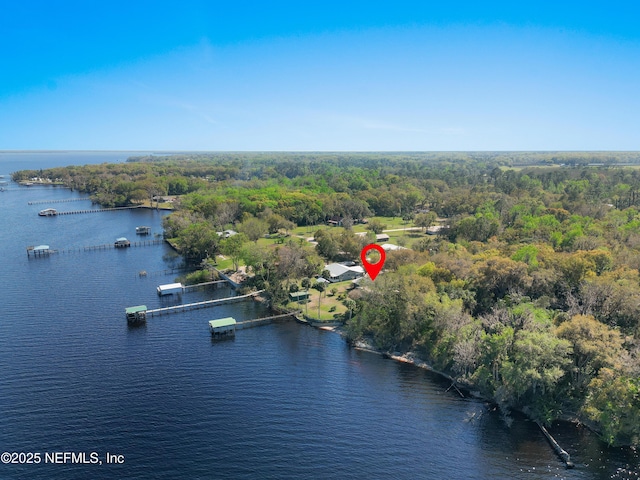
top-left (1, 1), bottom-right (639, 151)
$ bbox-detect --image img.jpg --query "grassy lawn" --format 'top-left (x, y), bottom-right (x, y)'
top-left (291, 224), bottom-right (325, 236)
top-left (139, 199), bottom-right (175, 209)
top-left (287, 279), bottom-right (354, 321)
top-left (352, 216), bottom-right (415, 232)
top-left (291, 217), bottom-right (416, 240)
top-left (212, 255), bottom-right (234, 270)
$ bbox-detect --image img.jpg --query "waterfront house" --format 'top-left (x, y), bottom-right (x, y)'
top-left (324, 263), bottom-right (365, 283)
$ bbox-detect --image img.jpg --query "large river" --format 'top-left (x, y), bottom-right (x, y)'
top-left (0, 152), bottom-right (638, 479)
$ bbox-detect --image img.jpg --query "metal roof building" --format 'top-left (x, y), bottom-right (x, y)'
top-left (209, 317), bottom-right (236, 337)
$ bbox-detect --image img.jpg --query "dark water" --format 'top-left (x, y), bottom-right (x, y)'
top-left (0, 153), bottom-right (638, 480)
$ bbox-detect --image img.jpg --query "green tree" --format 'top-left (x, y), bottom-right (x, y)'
top-left (177, 221), bottom-right (219, 263)
top-left (220, 233), bottom-right (249, 271)
top-left (500, 329), bottom-right (571, 422)
top-left (415, 212), bottom-right (437, 231)
top-left (583, 369), bottom-right (640, 445)
top-left (238, 217), bottom-right (269, 243)
top-left (366, 219), bottom-right (387, 234)
top-left (315, 229), bottom-right (339, 260)
top-left (556, 314), bottom-right (623, 391)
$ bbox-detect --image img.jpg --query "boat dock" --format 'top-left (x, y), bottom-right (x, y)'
top-left (145, 290), bottom-right (266, 317)
top-left (27, 238), bottom-right (165, 256)
top-left (236, 312), bottom-right (300, 329)
top-left (26, 245), bottom-right (56, 256)
top-left (28, 197), bottom-right (90, 205)
top-left (182, 280), bottom-right (229, 291)
top-left (37, 205), bottom-right (143, 216)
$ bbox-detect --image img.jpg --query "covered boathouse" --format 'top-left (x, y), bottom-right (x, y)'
top-left (27, 244), bottom-right (55, 256)
top-left (157, 283), bottom-right (183, 296)
top-left (209, 317), bottom-right (236, 338)
top-left (125, 305), bottom-right (147, 324)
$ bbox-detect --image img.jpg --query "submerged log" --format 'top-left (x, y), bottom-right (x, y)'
top-left (537, 421), bottom-right (575, 469)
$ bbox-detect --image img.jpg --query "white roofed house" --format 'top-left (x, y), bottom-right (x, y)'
top-left (217, 229), bottom-right (238, 238)
top-left (324, 263), bottom-right (365, 283)
top-left (381, 243), bottom-right (408, 252)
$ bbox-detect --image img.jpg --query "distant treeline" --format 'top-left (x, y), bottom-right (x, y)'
top-left (128, 150), bottom-right (640, 167)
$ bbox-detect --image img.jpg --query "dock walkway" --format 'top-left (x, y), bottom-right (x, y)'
top-left (28, 198), bottom-right (89, 205)
top-left (236, 311), bottom-right (300, 329)
top-left (182, 280), bottom-right (229, 291)
top-left (62, 238), bottom-right (164, 253)
top-left (27, 239), bottom-right (165, 256)
top-left (38, 205), bottom-right (143, 216)
top-left (146, 290), bottom-right (265, 317)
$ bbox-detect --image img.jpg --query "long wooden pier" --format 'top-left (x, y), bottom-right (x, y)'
top-left (39, 205), bottom-right (143, 216)
top-left (236, 312), bottom-right (300, 329)
top-left (182, 279), bottom-right (229, 291)
top-left (27, 239), bottom-right (165, 256)
top-left (28, 197), bottom-right (90, 205)
top-left (146, 290), bottom-right (265, 317)
top-left (56, 205), bottom-right (142, 215)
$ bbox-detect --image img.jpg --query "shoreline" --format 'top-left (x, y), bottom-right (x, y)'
top-left (318, 325), bottom-right (577, 468)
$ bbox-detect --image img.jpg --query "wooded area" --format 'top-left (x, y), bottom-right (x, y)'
top-left (14, 151), bottom-right (640, 446)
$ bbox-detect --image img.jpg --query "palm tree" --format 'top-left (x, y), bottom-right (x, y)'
top-left (312, 281), bottom-right (326, 319)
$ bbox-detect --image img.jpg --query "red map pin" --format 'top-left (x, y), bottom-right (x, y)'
top-left (360, 244), bottom-right (386, 281)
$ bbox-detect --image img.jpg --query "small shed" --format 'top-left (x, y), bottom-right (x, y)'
top-left (157, 283), bottom-right (183, 296)
top-left (375, 233), bottom-right (390, 242)
top-left (125, 305), bottom-right (147, 324)
top-left (289, 291), bottom-right (310, 303)
top-left (209, 317), bottom-right (236, 337)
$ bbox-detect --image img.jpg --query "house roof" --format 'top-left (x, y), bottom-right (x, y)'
top-left (289, 290), bottom-right (309, 299)
top-left (325, 263), bottom-right (365, 278)
top-left (381, 243), bottom-right (407, 251)
top-left (325, 263), bottom-right (352, 278)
